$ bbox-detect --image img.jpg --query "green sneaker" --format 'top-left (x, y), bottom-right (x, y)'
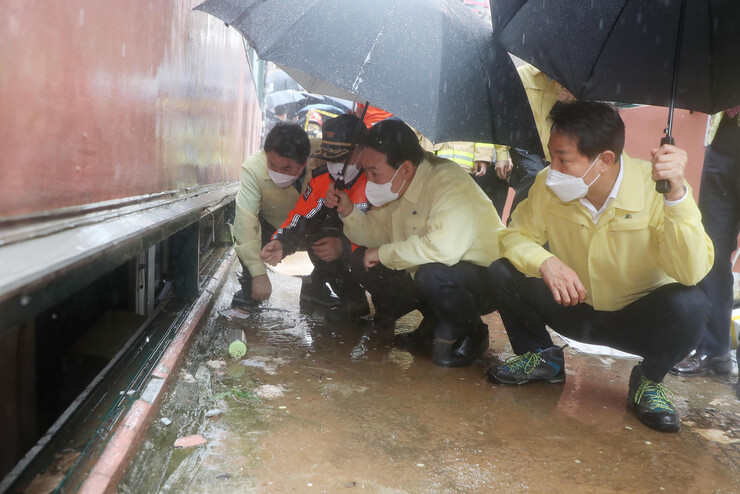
top-left (627, 365), bottom-right (680, 432)
top-left (486, 346), bottom-right (566, 385)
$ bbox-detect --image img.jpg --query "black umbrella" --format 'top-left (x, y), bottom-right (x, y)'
top-left (194, 0), bottom-right (541, 150)
top-left (498, 0), bottom-right (740, 192)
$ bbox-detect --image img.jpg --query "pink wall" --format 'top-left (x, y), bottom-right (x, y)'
top-left (620, 106), bottom-right (708, 202)
top-left (0, 0), bottom-right (262, 218)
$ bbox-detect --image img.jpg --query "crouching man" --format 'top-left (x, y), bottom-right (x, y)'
top-left (486, 101), bottom-right (713, 432)
top-left (326, 120), bottom-right (504, 367)
top-left (232, 123), bottom-right (334, 308)
top-left (260, 114), bottom-right (371, 317)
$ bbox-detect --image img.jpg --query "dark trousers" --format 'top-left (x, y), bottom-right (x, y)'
top-left (694, 122), bottom-right (740, 358)
top-left (348, 247), bottom-right (423, 319)
top-left (306, 247), bottom-right (366, 303)
top-left (472, 169), bottom-right (510, 219)
top-left (238, 217), bottom-right (363, 302)
top-left (489, 259), bottom-right (710, 381)
top-left (414, 262), bottom-right (496, 340)
top-left (350, 249), bottom-right (496, 340)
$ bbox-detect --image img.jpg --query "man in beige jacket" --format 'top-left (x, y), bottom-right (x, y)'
top-left (326, 120), bottom-right (504, 367)
top-left (232, 122), bottom-right (335, 308)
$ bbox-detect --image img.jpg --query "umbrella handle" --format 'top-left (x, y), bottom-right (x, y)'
top-left (655, 136), bottom-right (674, 194)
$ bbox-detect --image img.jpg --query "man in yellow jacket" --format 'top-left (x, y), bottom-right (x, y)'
top-left (326, 120), bottom-right (504, 367)
top-left (232, 122), bottom-right (335, 308)
top-left (486, 101), bottom-right (714, 432)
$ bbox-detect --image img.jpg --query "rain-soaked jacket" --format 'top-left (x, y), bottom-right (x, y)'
top-left (233, 149), bottom-right (318, 278)
top-left (415, 132), bottom-right (493, 172)
top-left (500, 154), bottom-right (714, 311)
top-left (494, 64), bottom-right (566, 162)
top-left (340, 152), bottom-right (505, 276)
top-left (433, 141), bottom-right (494, 171)
top-left (272, 165), bottom-right (369, 258)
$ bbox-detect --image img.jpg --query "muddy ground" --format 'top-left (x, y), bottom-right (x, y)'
top-left (119, 259), bottom-right (740, 493)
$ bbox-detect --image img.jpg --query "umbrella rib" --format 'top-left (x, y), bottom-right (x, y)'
top-left (583, 0), bottom-right (631, 97)
top-left (706, 0), bottom-right (717, 111)
top-left (351, 4), bottom-right (398, 94)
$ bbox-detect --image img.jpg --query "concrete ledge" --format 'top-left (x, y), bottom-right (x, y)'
top-left (78, 251), bottom-right (237, 494)
top-left (0, 183), bottom-right (237, 334)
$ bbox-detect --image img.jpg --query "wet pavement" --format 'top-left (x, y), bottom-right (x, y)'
top-left (119, 257), bottom-right (740, 493)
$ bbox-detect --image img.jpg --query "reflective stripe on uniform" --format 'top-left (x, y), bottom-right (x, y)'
top-left (436, 150), bottom-right (474, 167)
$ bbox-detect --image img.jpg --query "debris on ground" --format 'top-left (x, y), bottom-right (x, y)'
top-left (205, 409), bottom-right (222, 418)
top-left (240, 356), bottom-right (285, 374)
top-left (254, 384), bottom-right (286, 399)
top-left (690, 428), bottom-right (740, 445)
top-left (212, 387), bottom-right (262, 405)
top-left (160, 417), bottom-right (172, 426)
top-left (219, 308), bottom-right (252, 321)
top-left (174, 435), bottom-right (207, 448)
top-left (206, 359), bottom-right (228, 375)
top-left (179, 370), bottom-right (196, 383)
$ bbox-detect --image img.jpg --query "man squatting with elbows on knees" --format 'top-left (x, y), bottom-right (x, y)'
top-left (485, 101), bottom-right (713, 432)
top-left (261, 114), bottom-right (393, 323)
top-left (325, 119), bottom-right (505, 367)
top-left (231, 122), bottom-right (338, 309)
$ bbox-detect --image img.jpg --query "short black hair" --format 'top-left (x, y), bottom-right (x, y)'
top-left (264, 122), bottom-right (311, 163)
top-left (361, 119), bottom-right (424, 168)
top-left (549, 101), bottom-right (625, 161)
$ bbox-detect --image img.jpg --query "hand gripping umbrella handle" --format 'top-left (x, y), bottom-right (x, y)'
top-left (655, 135), bottom-right (674, 194)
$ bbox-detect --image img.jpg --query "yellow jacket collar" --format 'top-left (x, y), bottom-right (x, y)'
top-left (611, 154), bottom-right (645, 213)
top-left (401, 154), bottom-right (436, 205)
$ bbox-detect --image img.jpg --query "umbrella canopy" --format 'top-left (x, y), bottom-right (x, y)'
top-left (498, 0), bottom-right (740, 116)
top-left (266, 69), bottom-right (304, 92)
top-left (264, 89), bottom-right (310, 110)
top-left (195, 0), bottom-right (541, 149)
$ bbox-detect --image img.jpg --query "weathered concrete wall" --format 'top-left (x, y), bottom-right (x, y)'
top-left (0, 0), bottom-right (261, 218)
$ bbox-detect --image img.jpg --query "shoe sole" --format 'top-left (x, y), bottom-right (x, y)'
top-left (487, 372), bottom-right (566, 385)
top-left (627, 401), bottom-right (680, 433)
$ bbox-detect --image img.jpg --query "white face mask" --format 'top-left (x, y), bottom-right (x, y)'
top-left (545, 153), bottom-right (602, 202)
top-left (268, 167), bottom-right (303, 188)
top-left (327, 150), bottom-right (363, 184)
top-left (365, 166), bottom-right (405, 207)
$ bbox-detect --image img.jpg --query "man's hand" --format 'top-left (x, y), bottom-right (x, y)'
top-left (363, 247), bottom-right (381, 270)
top-left (251, 274), bottom-right (272, 301)
top-left (494, 159), bottom-right (513, 180)
top-left (650, 144), bottom-right (688, 201)
top-left (326, 183), bottom-right (355, 217)
top-left (260, 240), bottom-right (283, 266)
top-left (539, 257), bottom-right (586, 306)
top-left (312, 236), bottom-right (343, 262)
top-left (473, 161), bottom-right (488, 177)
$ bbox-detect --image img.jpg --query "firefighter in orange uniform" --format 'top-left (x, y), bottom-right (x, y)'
top-left (261, 114), bottom-right (372, 318)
